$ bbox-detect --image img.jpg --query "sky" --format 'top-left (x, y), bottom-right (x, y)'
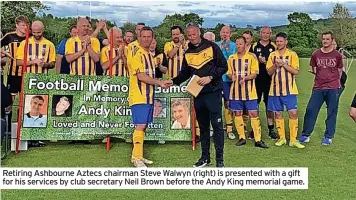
top-left (43, 0), bottom-right (356, 28)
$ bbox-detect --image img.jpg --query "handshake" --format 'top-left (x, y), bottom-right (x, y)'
top-left (159, 80), bottom-right (173, 89)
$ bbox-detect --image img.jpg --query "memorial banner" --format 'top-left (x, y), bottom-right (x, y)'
top-left (20, 74), bottom-right (192, 141)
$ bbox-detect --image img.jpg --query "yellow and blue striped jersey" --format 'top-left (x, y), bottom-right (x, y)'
top-left (101, 45), bottom-right (128, 77)
top-left (128, 45), bottom-right (156, 106)
top-left (164, 41), bottom-right (188, 78)
top-left (16, 36), bottom-right (56, 74)
top-left (227, 52), bottom-right (259, 101)
top-left (65, 36), bottom-right (100, 75)
top-left (1, 32), bottom-right (26, 76)
top-left (266, 48), bottom-right (299, 96)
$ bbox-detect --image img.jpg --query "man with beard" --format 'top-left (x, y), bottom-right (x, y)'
top-left (16, 20), bottom-right (56, 74)
top-left (124, 31), bottom-right (134, 45)
top-left (16, 21), bottom-right (56, 147)
top-left (164, 26), bottom-right (188, 79)
top-left (299, 31), bottom-right (344, 146)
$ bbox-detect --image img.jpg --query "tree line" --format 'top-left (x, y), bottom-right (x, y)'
top-left (1, 1), bottom-right (355, 57)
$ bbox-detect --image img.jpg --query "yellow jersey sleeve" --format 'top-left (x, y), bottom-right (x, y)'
top-left (65, 38), bottom-right (75, 55)
top-left (131, 52), bottom-right (144, 75)
top-left (16, 40), bottom-right (25, 60)
top-left (266, 52), bottom-right (275, 70)
top-left (251, 55), bottom-right (259, 74)
top-left (164, 42), bottom-right (173, 55)
top-left (100, 47), bottom-right (109, 64)
top-left (49, 42), bottom-right (56, 62)
top-left (290, 51), bottom-right (299, 70)
top-left (227, 55), bottom-right (234, 75)
top-left (90, 37), bottom-right (100, 53)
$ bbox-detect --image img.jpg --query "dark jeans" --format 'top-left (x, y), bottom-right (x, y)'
top-left (194, 90), bottom-right (224, 162)
top-left (302, 88), bottom-right (340, 139)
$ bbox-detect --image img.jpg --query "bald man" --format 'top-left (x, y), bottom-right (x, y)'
top-left (101, 27), bottom-right (127, 76)
top-left (16, 20), bottom-right (56, 147)
top-left (215, 25), bottom-right (236, 140)
top-left (65, 18), bottom-right (100, 75)
top-left (16, 21), bottom-right (56, 74)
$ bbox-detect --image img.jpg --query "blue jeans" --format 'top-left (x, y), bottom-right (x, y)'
top-left (302, 89), bottom-right (340, 139)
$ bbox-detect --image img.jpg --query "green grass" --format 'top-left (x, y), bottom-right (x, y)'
top-left (2, 58), bottom-right (356, 200)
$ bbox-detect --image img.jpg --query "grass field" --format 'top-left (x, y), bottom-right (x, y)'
top-left (1, 58), bottom-right (356, 200)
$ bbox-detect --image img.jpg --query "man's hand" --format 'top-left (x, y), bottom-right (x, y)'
top-left (179, 34), bottom-right (185, 45)
top-left (32, 58), bottom-right (43, 65)
top-left (275, 57), bottom-right (283, 67)
top-left (231, 74), bottom-right (237, 82)
top-left (239, 76), bottom-right (246, 84)
top-left (197, 76), bottom-right (212, 86)
top-left (156, 57), bottom-right (161, 67)
top-left (96, 20), bottom-right (106, 30)
top-left (258, 55), bottom-right (266, 63)
top-left (160, 80), bottom-right (173, 88)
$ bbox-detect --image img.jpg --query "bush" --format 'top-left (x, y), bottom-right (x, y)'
top-left (291, 46), bottom-right (315, 58)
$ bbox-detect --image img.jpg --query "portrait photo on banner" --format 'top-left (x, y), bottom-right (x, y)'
top-left (23, 94), bottom-right (49, 128)
top-left (51, 95), bottom-right (73, 117)
top-left (153, 98), bottom-right (167, 118)
top-left (170, 98), bottom-right (191, 130)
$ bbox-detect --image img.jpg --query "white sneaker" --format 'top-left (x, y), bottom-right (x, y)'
top-left (158, 140), bottom-right (165, 144)
top-left (131, 157), bottom-right (153, 165)
top-left (227, 132), bottom-right (236, 140)
top-left (132, 159), bottom-right (147, 168)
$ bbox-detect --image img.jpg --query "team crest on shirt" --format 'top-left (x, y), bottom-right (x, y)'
top-left (269, 48), bottom-right (273, 52)
top-left (257, 48), bottom-right (261, 52)
top-left (42, 48), bottom-right (47, 58)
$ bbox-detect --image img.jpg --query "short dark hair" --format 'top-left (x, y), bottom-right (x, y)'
top-left (125, 30), bottom-right (134, 34)
top-left (32, 95), bottom-right (44, 102)
top-left (137, 22), bottom-right (145, 26)
top-left (322, 31), bottom-right (334, 39)
top-left (140, 26), bottom-right (154, 36)
top-left (236, 35), bottom-right (247, 43)
top-left (276, 32), bottom-right (288, 40)
top-left (69, 25), bottom-right (77, 32)
top-left (171, 26), bottom-right (183, 33)
top-left (243, 30), bottom-right (253, 37)
top-left (15, 15), bottom-right (29, 24)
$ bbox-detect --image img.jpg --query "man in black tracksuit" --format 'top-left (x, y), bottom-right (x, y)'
top-left (172, 24), bottom-right (227, 168)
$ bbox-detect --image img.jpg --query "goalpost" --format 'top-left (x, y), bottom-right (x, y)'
top-left (339, 48), bottom-right (354, 74)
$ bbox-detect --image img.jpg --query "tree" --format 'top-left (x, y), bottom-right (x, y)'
top-left (330, 3), bottom-right (356, 48)
top-left (1, 1), bottom-right (47, 32)
top-left (287, 12), bottom-right (318, 49)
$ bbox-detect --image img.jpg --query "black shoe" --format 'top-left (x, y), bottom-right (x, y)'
top-left (235, 138), bottom-right (247, 146)
top-left (193, 158), bottom-right (211, 168)
top-left (269, 130), bottom-right (279, 140)
top-left (28, 141), bottom-right (46, 148)
top-left (247, 131), bottom-right (254, 140)
top-left (216, 161), bottom-right (224, 168)
top-left (255, 141), bottom-right (269, 148)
